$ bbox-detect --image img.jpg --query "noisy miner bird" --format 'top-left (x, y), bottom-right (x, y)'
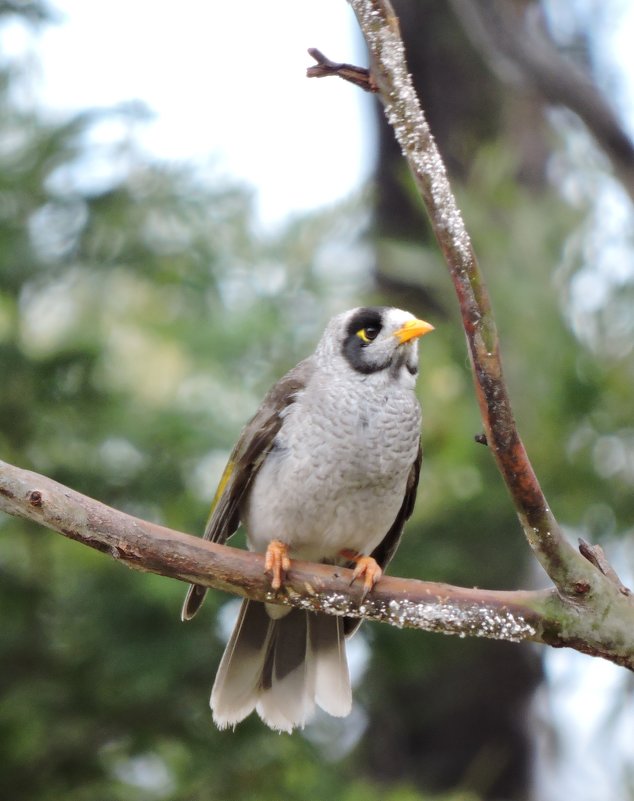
top-left (181, 306), bottom-right (433, 732)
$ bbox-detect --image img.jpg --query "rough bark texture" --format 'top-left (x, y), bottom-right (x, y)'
top-left (1, 459), bottom-right (633, 668)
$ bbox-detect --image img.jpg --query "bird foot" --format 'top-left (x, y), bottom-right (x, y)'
top-left (265, 539), bottom-right (291, 590)
top-left (339, 549), bottom-right (383, 593)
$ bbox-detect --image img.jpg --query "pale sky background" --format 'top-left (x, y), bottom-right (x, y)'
top-left (9, 0), bottom-right (371, 228)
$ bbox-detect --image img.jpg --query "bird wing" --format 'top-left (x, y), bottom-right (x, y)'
top-left (344, 442), bottom-right (422, 636)
top-left (370, 441), bottom-right (422, 570)
top-left (181, 357), bottom-right (313, 620)
top-left (203, 357), bottom-right (313, 543)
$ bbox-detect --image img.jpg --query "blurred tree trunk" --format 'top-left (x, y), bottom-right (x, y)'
top-left (374, 1), bottom-right (549, 243)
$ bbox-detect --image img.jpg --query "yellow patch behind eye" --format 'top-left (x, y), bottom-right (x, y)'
top-left (356, 328), bottom-right (371, 343)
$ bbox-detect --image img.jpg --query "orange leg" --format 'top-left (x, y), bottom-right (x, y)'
top-left (265, 539), bottom-right (291, 590)
top-left (339, 549), bottom-right (383, 593)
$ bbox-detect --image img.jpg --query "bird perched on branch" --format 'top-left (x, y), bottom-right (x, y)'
top-left (182, 306), bottom-right (433, 732)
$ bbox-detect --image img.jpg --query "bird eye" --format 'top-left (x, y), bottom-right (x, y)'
top-left (356, 326), bottom-right (380, 344)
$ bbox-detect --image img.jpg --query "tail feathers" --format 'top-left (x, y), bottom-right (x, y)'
top-left (181, 583), bottom-right (208, 621)
top-left (310, 613), bottom-right (352, 718)
top-left (210, 601), bottom-right (351, 732)
top-left (256, 607), bottom-right (316, 731)
top-left (211, 601), bottom-right (274, 728)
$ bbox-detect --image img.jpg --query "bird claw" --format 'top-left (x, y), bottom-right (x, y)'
top-left (339, 549), bottom-right (383, 594)
top-left (352, 556), bottom-right (383, 593)
top-left (265, 539), bottom-right (291, 590)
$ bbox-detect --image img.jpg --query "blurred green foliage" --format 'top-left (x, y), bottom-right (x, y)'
top-left (2, 6), bottom-right (634, 801)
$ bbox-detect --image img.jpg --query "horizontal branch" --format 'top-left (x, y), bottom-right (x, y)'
top-left (2, 458), bottom-right (634, 668)
top-left (0, 459), bottom-right (544, 639)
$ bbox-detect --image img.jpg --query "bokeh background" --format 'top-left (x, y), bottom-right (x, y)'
top-left (1, 2), bottom-right (634, 800)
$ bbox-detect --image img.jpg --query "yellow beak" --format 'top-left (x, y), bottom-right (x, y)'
top-left (393, 318), bottom-right (435, 344)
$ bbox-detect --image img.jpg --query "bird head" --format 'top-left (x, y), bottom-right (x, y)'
top-left (317, 306), bottom-right (434, 380)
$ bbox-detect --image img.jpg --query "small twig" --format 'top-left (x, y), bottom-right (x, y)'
top-left (579, 538), bottom-right (631, 596)
top-left (306, 47), bottom-right (378, 92)
top-left (474, 433), bottom-right (488, 446)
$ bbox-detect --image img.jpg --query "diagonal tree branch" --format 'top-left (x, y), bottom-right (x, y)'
top-left (344, 0), bottom-right (607, 598)
top-left (2, 457), bottom-right (634, 668)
